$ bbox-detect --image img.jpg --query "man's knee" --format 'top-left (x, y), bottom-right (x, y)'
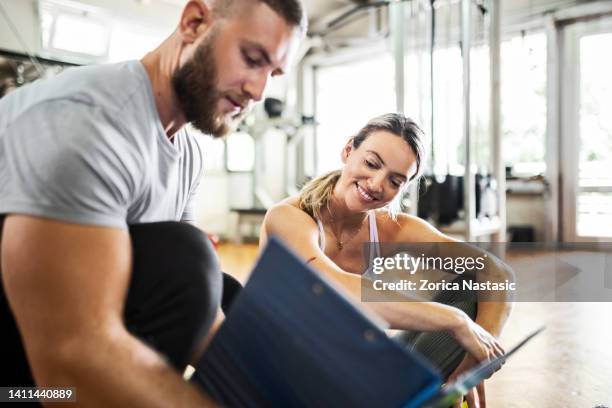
top-left (126, 222), bottom-right (222, 368)
top-left (171, 223), bottom-right (223, 328)
top-left (150, 222), bottom-right (221, 299)
top-left (129, 222), bottom-right (221, 294)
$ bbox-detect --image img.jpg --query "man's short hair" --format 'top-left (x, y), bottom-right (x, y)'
top-left (213, 0), bottom-right (307, 33)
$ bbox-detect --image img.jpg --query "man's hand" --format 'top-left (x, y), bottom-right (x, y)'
top-left (1, 215), bottom-right (215, 407)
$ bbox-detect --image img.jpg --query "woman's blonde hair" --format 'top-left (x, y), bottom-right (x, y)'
top-left (298, 113), bottom-right (426, 220)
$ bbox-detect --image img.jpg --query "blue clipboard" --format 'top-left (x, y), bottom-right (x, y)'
top-left (192, 236), bottom-right (442, 407)
top-left (192, 236), bottom-right (542, 407)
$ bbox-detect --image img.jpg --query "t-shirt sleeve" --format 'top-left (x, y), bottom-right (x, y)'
top-left (180, 173), bottom-right (202, 223)
top-left (179, 134), bottom-right (204, 224)
top-left (0, 100), bottom-right (143, 229)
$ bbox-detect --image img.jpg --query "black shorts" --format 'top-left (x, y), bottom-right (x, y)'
top-left (0, 217), bottom-right (241, 389)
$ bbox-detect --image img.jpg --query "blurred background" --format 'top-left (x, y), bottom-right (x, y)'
top-left (2, 0), bottom-right (612, 245)
top-left (1, 0), bottom-right (611, 406)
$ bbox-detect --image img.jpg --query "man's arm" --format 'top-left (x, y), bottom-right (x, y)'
top-left (1, 215), bottom-right (215, 407)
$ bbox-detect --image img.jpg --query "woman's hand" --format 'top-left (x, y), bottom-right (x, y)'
top-left (447, 355), bottom-right (486, 408)
top-left (450, 311), bottom-right (505, 367)
top-left (445, 315), bottom-right (505, 408)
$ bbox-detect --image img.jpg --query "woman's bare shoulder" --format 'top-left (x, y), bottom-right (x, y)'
top-left (266, 196), bottom-right (302, 216)
top-left (375, 211), bottom-right (446, 242)
top-left (278, 195), bottom-right (301, 208)
top-left (265, 196), bottom-right (315, 229)
top-left (261, 196), bottom-right (321, 253)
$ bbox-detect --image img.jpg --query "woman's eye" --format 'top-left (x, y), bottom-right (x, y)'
top-left (390, 179), bottom-right (402, 188)
top-left (365, 160), bottom-right (377, 169)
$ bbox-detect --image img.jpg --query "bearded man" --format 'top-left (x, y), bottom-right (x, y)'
top-left (0, 0), bottom-right (305, 405)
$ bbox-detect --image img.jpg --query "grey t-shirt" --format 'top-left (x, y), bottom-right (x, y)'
top-left (0, 60), bottom-right (204, 229)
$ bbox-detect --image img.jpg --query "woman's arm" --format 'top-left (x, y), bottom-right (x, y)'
top-left (395, 215), bottom-right (514, 337)
top-left (260, 203), bottom-right (504, 364)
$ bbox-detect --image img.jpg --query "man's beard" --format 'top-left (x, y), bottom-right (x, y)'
top-left (172, 32), bottom-right (245, 138)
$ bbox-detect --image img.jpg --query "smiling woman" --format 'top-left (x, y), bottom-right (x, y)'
top-left (259, 112), bottom-right (513, 399)
top-left (298, 113), bottom-right (425, 221)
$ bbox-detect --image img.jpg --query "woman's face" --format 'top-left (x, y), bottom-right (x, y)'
top-left (337, 130), bottom-right (417, 212)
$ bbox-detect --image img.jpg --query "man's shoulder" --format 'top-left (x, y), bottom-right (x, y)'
top-left (1, 95), bottom-right (149, 182)
top-left (50, 61), bottom-right (150, 111)
top-left (1, 61), bottom-right (150, 127)
top-left (1, 61), bottom-right (159, 155)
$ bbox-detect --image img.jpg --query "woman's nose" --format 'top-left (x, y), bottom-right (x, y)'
top-left (368, 172), bottom-right (385, 194)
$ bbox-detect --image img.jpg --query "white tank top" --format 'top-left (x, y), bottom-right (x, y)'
top-left (316, 210), bottom-right (382, 267)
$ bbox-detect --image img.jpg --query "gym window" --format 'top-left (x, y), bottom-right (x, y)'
top-left (314, 53), bottom-right (396, 174)
top-left (501, 31), bottom-right (547, 177)
top-left (39, 0), bottom-right (173, 64)
top-left (39, 0), bottom-right (111, 62)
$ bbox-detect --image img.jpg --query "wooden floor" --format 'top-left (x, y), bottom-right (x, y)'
top-left (216, 243), bottom-right (259, 283)
top-left (217, 243), bottom-right (612, 407)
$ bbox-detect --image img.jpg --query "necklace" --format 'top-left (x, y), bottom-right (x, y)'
top-left (327, 208), bottom-right (366, 251)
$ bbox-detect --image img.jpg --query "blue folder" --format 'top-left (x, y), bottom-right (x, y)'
top-left (192, 237), bottom-right (442, 407)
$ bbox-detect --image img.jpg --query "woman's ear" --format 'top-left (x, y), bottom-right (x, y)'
top-left (340, 138), bottom-right (354, 164)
